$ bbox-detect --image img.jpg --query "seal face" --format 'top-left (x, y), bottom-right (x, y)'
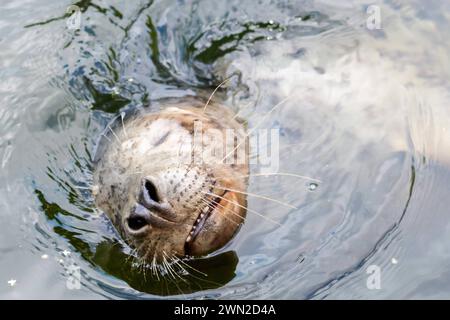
top-left (93, 98), bottom-right (248, 262)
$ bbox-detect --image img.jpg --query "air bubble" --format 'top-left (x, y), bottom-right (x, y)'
top-left (308, 183), bottom-right (318, 191)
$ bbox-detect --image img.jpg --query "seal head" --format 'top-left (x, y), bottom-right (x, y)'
top-left (93, 98), bottom-right (248, 262)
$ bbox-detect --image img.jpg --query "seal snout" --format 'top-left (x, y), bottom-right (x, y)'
top-left (127, 204), bottom-right (151, 232)
top-left (126, 178), bottom-right (178, 233)
top-left (139, 177), bottom-right (178, 221)
top-left (140, 178), bottom-right (160, 205)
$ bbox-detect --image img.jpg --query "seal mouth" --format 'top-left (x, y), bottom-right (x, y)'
top-left (184, 192), bottom-right (227, 249)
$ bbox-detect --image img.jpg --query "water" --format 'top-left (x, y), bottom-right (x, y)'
top-left (1, 0), bottom-right (450, 299)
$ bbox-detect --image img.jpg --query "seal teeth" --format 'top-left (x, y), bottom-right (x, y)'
top-left (186, 198), bottom-right (221, 245)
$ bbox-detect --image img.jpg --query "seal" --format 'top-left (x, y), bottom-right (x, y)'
top-left (93, 97), bottom-right (248, 263)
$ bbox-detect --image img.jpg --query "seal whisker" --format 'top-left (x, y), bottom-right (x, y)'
top-left (125, 248), bottom-right (137, 265)
top-left (162, 251), bottom-right (188, 284)
top-left (200, 198), bottom-right (242, 227)
top-left (100, 132), bottom-right (112, 143)
top-left (169, 256), bottom-right (195, 294)
top-left (200, 198), bottom-right (241, 229)
top-left (138, 258), bottom-right (148, 277)
top-left (205, 196), bottom-right (246, 225)
top-left (173, 258), bottom-right (228, 287)
top-left (107, 124), bottom-right (122, 145)
top-left (131, 240), bottom-right (152, 273)
top-left (120, 111), bottom-right (128, 138)
top-left (140, 258), bottom-right (148, 282)
top-left (159, 256), bottom-right (169, 277)
top-left (168, 255), bottom-right (191, 277)
top-left (202, 77), bottom-right (233, 113)
top-left (160, 256), bottom-right (171, 280)
top-left (137, 257), bottom-right (147, 272)
top-left (151, 255), bottom-right (160, 281)
top-left (162, 254), bottom-right (181, 283)
top-left (173, 258), bottom-right (227, 289)
top-left (215, 172), bottom-right (321, 183)
top-left (239, 172), bottom-right (320, 183)
top-left (214, 185), bottom-right (297, 209)
top-left (201, 190), bottom-right (281, 226)
top-left (174, 257), bottom-right (208, 277)
top-left (222, 93), bottom-right (294, 163)
top-left (142, 240), bottom-right (159, 268)
top-left (123, 237), bottom-right (142, 265)
top-left (231, 100), bottom-right (255, 120)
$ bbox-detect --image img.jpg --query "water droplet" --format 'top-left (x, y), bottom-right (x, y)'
top-left (41, 254), bottom-right (49, 260)
top-left (308, 183), bottom-right (318, 191)
top-left (127, 78), bottom-right (134, 82)
top-left (391, 258), bottom-right (398, 264)
top-left (7, 279), bottom-right (16, 287)
top-left (268, 20), bottom-right (274, 25)
top-left (112, 86), bottom-right (120, 95)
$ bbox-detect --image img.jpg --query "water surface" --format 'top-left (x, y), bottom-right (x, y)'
top-left (1, 0), bottom-right (450, 299)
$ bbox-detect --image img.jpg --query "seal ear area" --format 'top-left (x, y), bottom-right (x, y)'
top-left (186, 191), bottom-right (247, 256)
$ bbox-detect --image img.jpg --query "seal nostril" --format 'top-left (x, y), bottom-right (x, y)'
top-left (127, 214), bottom-right (148, 231)
top-left (144, 180), bottom-right (159, 203)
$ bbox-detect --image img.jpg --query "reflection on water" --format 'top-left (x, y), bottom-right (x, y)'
top-left (1, 0), bottom-right (450, 299)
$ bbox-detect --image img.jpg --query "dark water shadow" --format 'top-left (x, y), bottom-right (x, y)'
top-left (34, 188), bottom-right (238, 295)
top-left (93, 241), bottom-right (238, 296)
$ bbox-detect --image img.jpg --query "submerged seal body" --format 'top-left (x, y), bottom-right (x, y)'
top-left (93, 98), bottom-right (248, 262)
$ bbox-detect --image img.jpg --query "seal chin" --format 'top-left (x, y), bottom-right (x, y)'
top-left (185, 190), bottom-right (246, 256)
